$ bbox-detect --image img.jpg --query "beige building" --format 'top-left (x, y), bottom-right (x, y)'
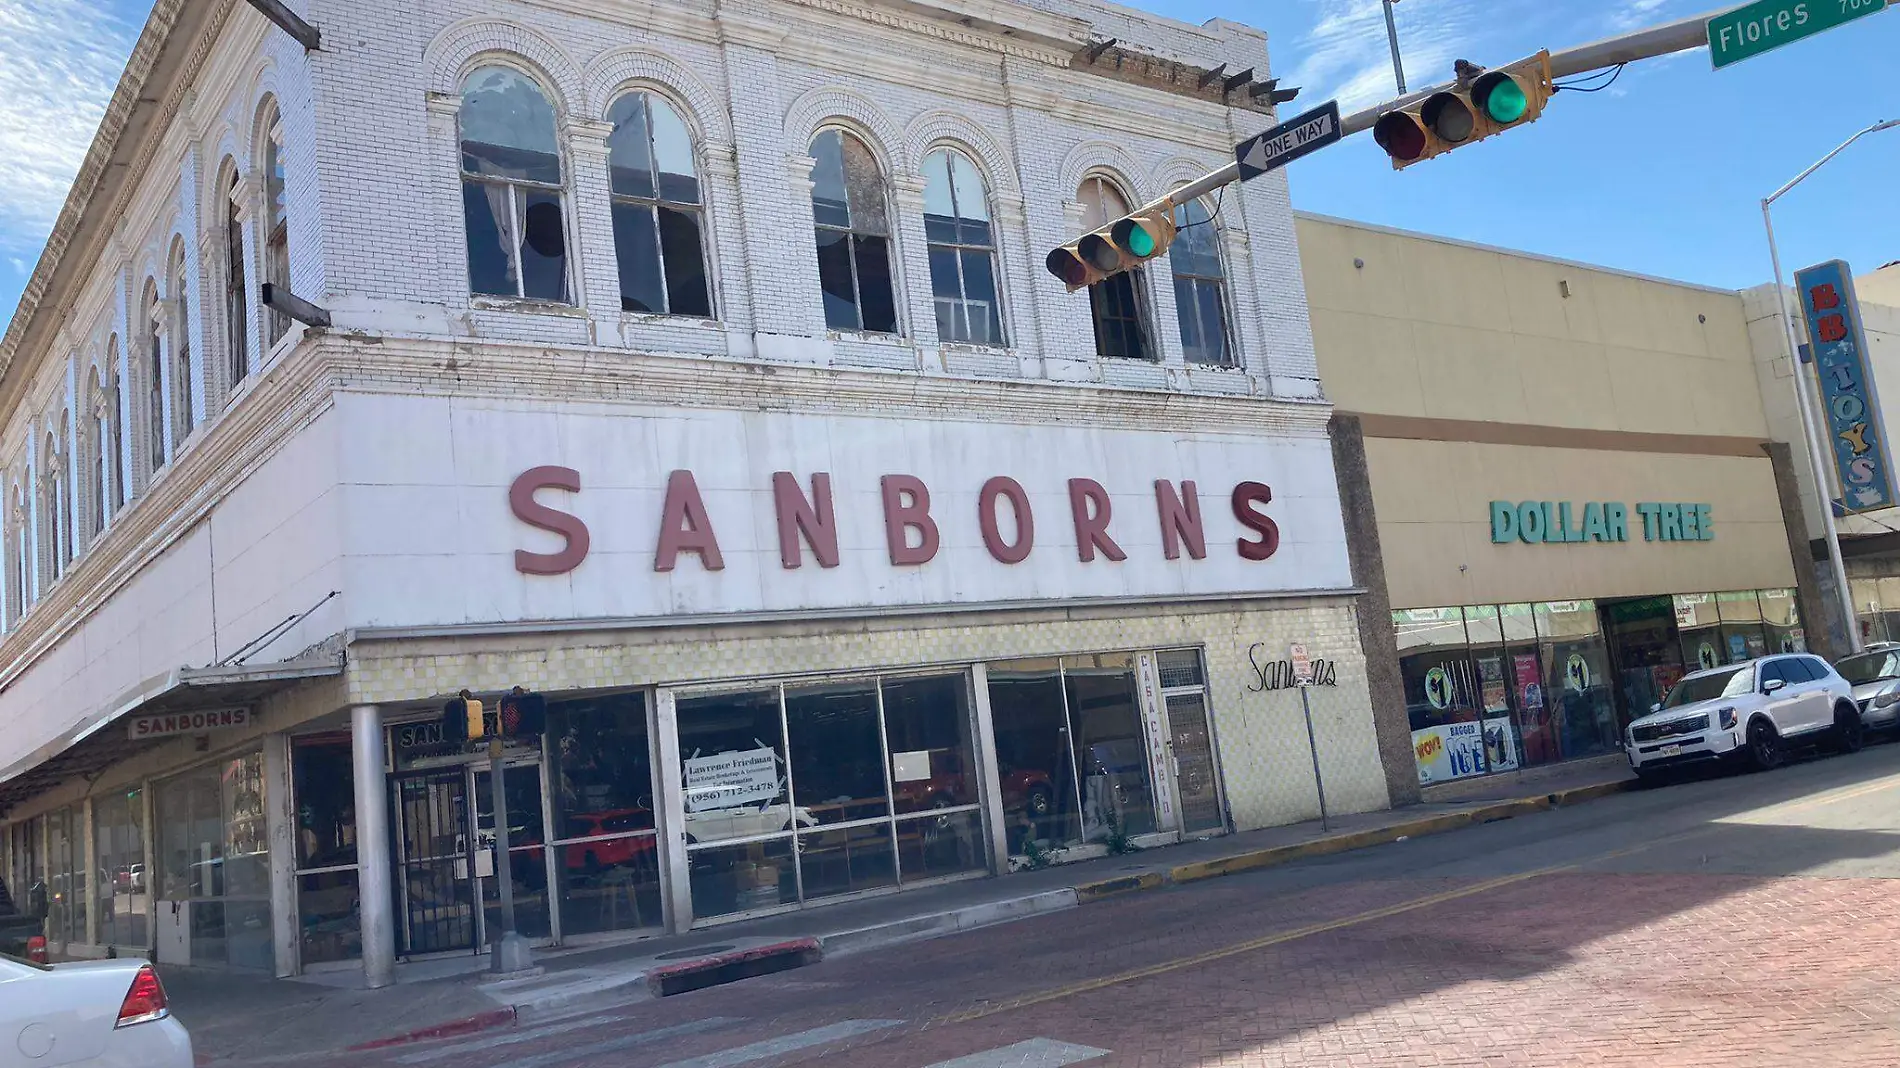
top-left (1301, 214), bottom-right (1820, 791)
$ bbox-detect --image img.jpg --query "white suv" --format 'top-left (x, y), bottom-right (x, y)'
top-left (1626, 654), bottom-right (1862, 778)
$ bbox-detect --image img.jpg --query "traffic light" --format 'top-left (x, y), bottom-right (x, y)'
top-left (1372, 52), bottom-right (1553, 169)
top-left (1045, 201), bottom-right (1178, 292)
top-left (499, 689), bottom-right (547, 738)
top-left (442, 691), bottom-right (485, 743)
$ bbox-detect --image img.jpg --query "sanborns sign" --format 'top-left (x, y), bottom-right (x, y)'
top-left (127, 708), bottom-right (252, 740)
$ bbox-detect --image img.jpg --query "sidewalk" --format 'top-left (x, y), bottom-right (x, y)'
top-left (169, 760), bottom-right (1635, 1064)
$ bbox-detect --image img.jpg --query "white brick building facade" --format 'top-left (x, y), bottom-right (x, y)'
top-left (0, 0), bottom-right (1387, 984)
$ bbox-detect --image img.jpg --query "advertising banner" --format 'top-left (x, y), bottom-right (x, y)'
top-left (1795, 259), bottom-right (1895, 513)
top-left (683, 746), bottom-right (780, 812)
top-left (1413, 718), bottom-right (1520, 784)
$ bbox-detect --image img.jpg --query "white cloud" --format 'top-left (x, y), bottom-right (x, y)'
top-left (1282, 0), bottom-right (1487, 110)
top-left (1608, 0), bottom-right (1671, 31)
top-left (0, 0), bottom-right (140, 266)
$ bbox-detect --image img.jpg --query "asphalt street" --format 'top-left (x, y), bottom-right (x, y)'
top-left (275, 740), bottom-right (1900, 1068)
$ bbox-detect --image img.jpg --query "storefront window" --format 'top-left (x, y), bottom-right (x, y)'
top-left (1535, 601), bottom-right (1617, 760)
top-left (986, 659), bottom-right (1083, 853)
top-left (679, 673), bottom-right (987, 923)
top-left (474, 762), bottom-right (550, 942)
top-left (1760, 588), bottom-right (1803, 653)
top-left (156, 754), bottom-right (273, 970)
top-left (44, 807), bottom-right (83, 944)
top-left (548, 692), bottom-right (659, 937)
top-left (679, 688), bottom-right (796, 919)
top-left (291, 733), bottom-right (358, 965)
top-left (1499, 604), bottom-right (1551, 767)
top-left (93, 789), bottom-right (147, 950)
top-left (8, 818), bottom-right (41, 917)
top-left (1716, 590), bottom-right (1768, 664)
top-left (1395, 608), bottom-right (1487, 785)
top-left (1063, 653), bottom-right (1158, 841)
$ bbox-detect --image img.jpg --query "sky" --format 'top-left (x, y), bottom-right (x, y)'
top-left (0, 0), bottom-right (1894, 336)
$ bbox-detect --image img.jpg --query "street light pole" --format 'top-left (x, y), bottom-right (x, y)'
top-left (1761, 118), bottom-right (1899, 657)
top-left (1382, 0), bottom-right (1406, 94)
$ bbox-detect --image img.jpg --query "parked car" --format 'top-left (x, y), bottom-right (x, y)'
top-left (0, 875), bottom-right (46, 963)
top-left (0, 954), bottom-right (192, 1068)
top-left (561, 809), bottom-right (657, 872)
top-left (1835, 647), bottom-right (1900, 733)
top-left (1626, 654), bottom-right (1861, 778)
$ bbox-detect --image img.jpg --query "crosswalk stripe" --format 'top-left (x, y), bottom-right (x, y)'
top-left (919, 1039), bottom-right (1111, 1068)
top-left (492, 1016), bottom-right (744, 1068)
top-left (395, 1014), bottom-right (626, 1064)
top-left (648, 1019), bottom-right (905, 1068)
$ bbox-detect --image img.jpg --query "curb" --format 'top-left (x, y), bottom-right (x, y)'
top-left (819, 888), bottom-right (1079, 955)
top-left (1165, 779), bottom-right (1636, 888)
top-left (345, 1007), bottom-right (518, 1051)
top-left (645, 938), bottom-right (821, 997)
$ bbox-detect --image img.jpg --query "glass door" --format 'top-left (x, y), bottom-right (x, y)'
top-left (391, 770), bottom-right (475, 956)
top-left (1155, 650), bottom-right (1224, 836)
top-left (471, 760), bottom-right (551, 943)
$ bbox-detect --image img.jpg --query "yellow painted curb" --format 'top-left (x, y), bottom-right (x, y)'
top-left (1072, 871), bottom-right (1165, 902)
top-left (1548, 780), bottom-right (1635, 806)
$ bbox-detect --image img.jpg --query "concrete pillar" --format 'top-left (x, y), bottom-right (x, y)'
top-left (1329, 413), bottom-right (1422, 808)
top-left (969, 663), bottom-right (1010, 873)
top-left (651, 689), bottom-right (689, 934)
top-left (351, 705), bottom-right (395, 989)
top-left (1766, 440), bottom-right (1847, 659)
top-left (81, 797), bottom-right (96, 948)
top-left (264, 733), bottom-right (299, 978)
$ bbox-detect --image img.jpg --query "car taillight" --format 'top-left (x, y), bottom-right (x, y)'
top-left (25, 935), bottom-right (46, 965)
top-left (116, 965), bottom-right (168, 1028)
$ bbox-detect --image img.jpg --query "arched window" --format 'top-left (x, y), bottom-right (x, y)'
top-left (1078, 176), bottom-right (1150, 360)
top-left (459, 66), bottom-right (568, 302)
top-left (263, 105), bottom-right (292, 346)
top-left (921, 149), bottom-right (1002, 346)
top-left (145, 281), bottom-right (167, 471)
top-left (1169, 198), bottom-right (1232, 366)
top-left (43, 432), bottom-right (64, 581)
top-left (224, 168), bottom-right (251, 391)
top-left (12, 486), bottom-right (27, 616)
top-left (104, 337), bottom-right (124, 511)
top-left (606, 91), bottom-right (710, 317)
top-left (809, 129), bottom-right (897, 334)
top-left (169, 242), bottom-right (194, 445)
top-left (87, 368), bottom-right (106, 538)
top-left (54, 418), bottom-right (69, 573)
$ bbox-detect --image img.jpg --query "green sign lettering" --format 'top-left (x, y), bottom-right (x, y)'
top-left (1489, 501), bottom-right (1713, 545)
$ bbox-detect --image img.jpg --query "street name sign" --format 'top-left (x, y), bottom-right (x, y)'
top-left (1235, 101), bottom-right (1341, 180)
top-left (1707, 0), bottom-right (1886, 69)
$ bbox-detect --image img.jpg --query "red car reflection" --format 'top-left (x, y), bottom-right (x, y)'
top-left (563, 809), bottom-right (657, 872)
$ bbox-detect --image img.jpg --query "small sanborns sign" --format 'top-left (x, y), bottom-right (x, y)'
top-left (127, 707), bottom-right (252, 740)
top-left (683, 746), bottom-right (780, 812)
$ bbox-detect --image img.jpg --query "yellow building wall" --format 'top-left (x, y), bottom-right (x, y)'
top-left (1367, 438), bottom-right (1794, 609)
top-left (1297, 214), bottom-right (1766, 437)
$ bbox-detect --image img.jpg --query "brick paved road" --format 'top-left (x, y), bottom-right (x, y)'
top-left (293, 745), bottom-right (1900, 1068)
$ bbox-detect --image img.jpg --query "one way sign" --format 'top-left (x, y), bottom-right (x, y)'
top-left (1234, 100), bottom-right (1341, 181)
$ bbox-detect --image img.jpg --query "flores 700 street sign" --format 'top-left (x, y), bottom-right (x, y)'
top-left (1236, 101), bottom-right (1341, 181)
top-left (1707, 0), bottom-right (1886, 69)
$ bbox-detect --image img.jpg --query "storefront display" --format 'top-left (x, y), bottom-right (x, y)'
top-left (155, 754), bottom-right (272, 970)
top-left (93, 789), bottom-right (147, 951)
top-left (1401, 590), bottom-right (1802, 785)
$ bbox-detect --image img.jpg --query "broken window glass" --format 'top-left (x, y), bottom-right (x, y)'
top-left (605, 92), bottom-right (711, 317)
top-left (264, 111), bottom-right (291, 346)
top-left (810, 129), bottom-right (898, 334)
top-left (1079, 176), bottom-right (1150, 361)
top-left (460, 67), bottom-right (568, 302)
top-left (225, 172), bottom-right (250, 388)
top-left (921, 148), bottom-right (1002, 345)
top-left (1170, 198), bottom-right (1230, 366)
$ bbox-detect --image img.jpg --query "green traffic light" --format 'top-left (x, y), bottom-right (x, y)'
top-left (1483, 78), bottom-right (1528, 123)
top-left (1125, 226), bottom-right (1156, 258)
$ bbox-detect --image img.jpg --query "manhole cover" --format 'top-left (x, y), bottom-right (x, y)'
top-left (654, 944), bottom-right (736, 961)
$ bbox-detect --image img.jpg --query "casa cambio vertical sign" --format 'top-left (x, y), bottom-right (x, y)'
top-left (1795, 259), bottom-right (1895, 513)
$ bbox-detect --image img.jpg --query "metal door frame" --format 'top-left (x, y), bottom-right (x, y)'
top-left (389, 766), bottom-right (479, 957)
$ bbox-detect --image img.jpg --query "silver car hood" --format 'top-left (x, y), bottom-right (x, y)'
top-left (1629, 699), bottom-right (1729, 731)
top-left (1851, 680), bottom-right (1899, 702)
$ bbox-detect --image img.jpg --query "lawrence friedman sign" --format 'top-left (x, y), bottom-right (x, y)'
top-left (1489, 501), bottom-right (1716, 544)
top-left (336, 398), bottom-right (1349, 628)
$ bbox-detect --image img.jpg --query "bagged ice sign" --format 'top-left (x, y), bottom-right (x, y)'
top-left (684, 747), bottom-right (780, 812)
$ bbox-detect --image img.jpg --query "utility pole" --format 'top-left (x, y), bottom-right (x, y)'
top-left (1382, 0), bottom-right (1406, 94)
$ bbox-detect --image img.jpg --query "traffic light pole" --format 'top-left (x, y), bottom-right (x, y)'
top-left (488, 734), bottom-right (535, 974)
top-left (1761, 118), bottom-right (1900, 657)
top-left (1130, 8), bottom-right (1724, 218)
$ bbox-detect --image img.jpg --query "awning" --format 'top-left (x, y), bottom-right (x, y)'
top-left (0, 657), bottom-right (344, 818)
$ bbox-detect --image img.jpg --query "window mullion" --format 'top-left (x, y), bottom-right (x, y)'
top-left (648, 202), bottom-right (671, 314)
top-left (508, 183), bottom-right (526, 299)
top-left (843, 225), bottom-right (866, 332)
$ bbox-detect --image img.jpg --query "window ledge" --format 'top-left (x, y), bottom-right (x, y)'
top-left (471, 296), bottom-right (587, 318)
top-left (618, 312), bottom-right (723, 330)
top-left (826, 329), bottom-right (908, 345)
top-left (936, 342), bottom-right (1015, 358)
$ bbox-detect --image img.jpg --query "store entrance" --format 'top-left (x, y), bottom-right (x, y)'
top-left (1599, 596), bottom-right (1687, 730)
top-left (390, 756), bottom-right (548, 957)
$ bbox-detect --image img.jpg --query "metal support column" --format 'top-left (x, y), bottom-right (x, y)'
top-left (351, 705), bottom-right (396, 989)
top-left (968, 664), bottom-right (1010, 874)
top-left (263, 732), bottom-right (300, 977)
top-left (652, 688), bottom-right (691, 933)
